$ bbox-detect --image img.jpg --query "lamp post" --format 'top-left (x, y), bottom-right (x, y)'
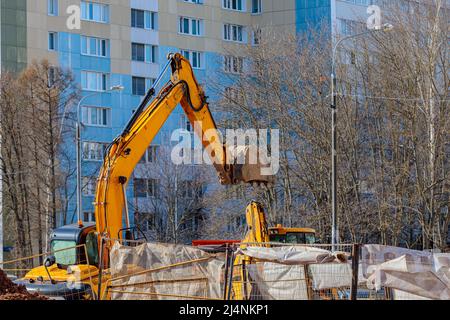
top-left (330, 23), bottom-right (393, 250)
top-left (76, 85), bottom-right (124, 226)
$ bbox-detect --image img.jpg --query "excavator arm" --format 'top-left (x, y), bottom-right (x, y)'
top-left (94, 53), bottom-right (270, 245)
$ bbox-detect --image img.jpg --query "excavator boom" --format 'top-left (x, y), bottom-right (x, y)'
top-left (94, 53), bottom-right (271, 245)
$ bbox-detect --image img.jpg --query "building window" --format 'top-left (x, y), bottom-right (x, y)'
top-left (132, 76), bottom-right (147, 96)
top-left (181, 50), bottom-right (204, 69)
top-left (48, 0), bottom-right (58, 16)
top-left (48, 32), bottom-right (58, 51)
top-left (131, 9), bottom-right (157, 30)
top-left (83, 212), bottom-right (96, 222)
top-left (183, 0), bottom-right (203, 4)
top-left (132, 43), bottom-right (157, 63)
top-left (134, 179), bottom-right (147, 198)
top-left (138, 212), bottom-right (155, 231)
top-left (148, 179), bottom-right (158, 197)
top-left (131, 77), bottom-right (154, 96)
top-left (81, 36), bottom-right (108, 57)
top-left (223, 56), bottom-right (244, 74)
top-left (223, 24), bottom-right (246, 43)
top-left (139, 145), bottom-right (159, 164)
top-left (223, 0), bottom-right (245, 11)
top-left (81, 71), bottom-right (109, 91)
top-left (148, 146), bottom-right (159, 163)
top-left (48, 67), bottom-right (56, 87)
top-left (81, 1), bottom-right (109, 23)
top-left (252, 28), bottom-right (261, 46)
top-left (82, 106), bottom-right (111, 127)
top-left (252, 0), bottom-right (262, 14)
top-left (339, 18), bottom-right (364, 36)
top-left (82, 142), bottom-right (108, 161)
top-left (134, 179), bottom-right (159, 198)
top-left (180, 114), bottom-right (193, 132)
top-left (224, 87), bottom-right (244, 105)
top-left (181, 181), bottom-right (204, 199)
top-left (82, 177), bottom-right (97, 196)
top-left (179, 17), bottom-right (203, 36)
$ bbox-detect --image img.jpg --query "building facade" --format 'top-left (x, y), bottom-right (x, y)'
top-left (0, 0), bottom-right (378, 240)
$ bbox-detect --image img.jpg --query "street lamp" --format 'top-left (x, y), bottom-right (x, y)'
top-left (76, 85), bottom-right (124, 226)
top-left (330, 23), bottom-right (393, 250)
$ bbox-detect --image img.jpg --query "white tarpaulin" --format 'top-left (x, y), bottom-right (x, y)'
top-left (109, 242), bottom-right (225, 300)
top-left (246, 263), bottom-right (309, 300)
top-left (360, 245), bottom-right (450, 300)
top-left (237, 246), bottom-right (348, 265)
top-left (237, 246), bottom-right (353, 298)
top-left (308, 263), bottom-right (354, 290)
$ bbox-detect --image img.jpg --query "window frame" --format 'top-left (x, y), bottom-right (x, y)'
top-left (81, 1), bottom-right (110, 24)
top-left (223, 55), bottom-right (244, 74)
top-left (132, 43), bottom-right (157, 63)
top-left (82, 141), bottom-right (108, 161)
top-left (81, 106), bottom-right (111, 127)
top-left (222, 0), bottom-right (245, 12)
top-left (131, 9), bottom-right (157, 30)
top-left (133, 178), bottom-right (159, 198)
top-left (251, 0), bottom-right (262, 14)
top-left (82, 176), bottom-right (97, 196)
top-left (223, 23), bottom-right (246, 43)
top-left (48, 32), bottom-right (58, 51)
top-left (183, 0), bottom-right (203, 4)
top-left (81, 70), bottom-right (109, 92)
top-left (48, 0), bottom-right (58, 16)
top-left (81, 36), bottom-right (109, 57)
top-left (181, 49), bottom-right (204, 69)
top-left (179, 16), bottom-right (203, 36)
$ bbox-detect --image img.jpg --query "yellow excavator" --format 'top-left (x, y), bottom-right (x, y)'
top-left (16, 53), bottom-right (271, 300)
top-left (228, 201), bottom-right (316, 299)
top-left (240, 202), bottom-right (316, 246)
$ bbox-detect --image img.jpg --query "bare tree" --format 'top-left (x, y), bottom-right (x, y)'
top-left (205, 1), bottom-right (449, 250)
top-left (0, 60), bottom-right (79, 264)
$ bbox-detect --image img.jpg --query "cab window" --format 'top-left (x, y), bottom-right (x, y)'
top-left (51, 240), bottom-right (77, 265)
top-left (305, 233), bottom-right (316, 244)
top-left (286, 233), bottom-right (306, 244)
top-left (270, 234), bottom-right (286, 243)
top-left (85, 232), bottom-right (99, 266)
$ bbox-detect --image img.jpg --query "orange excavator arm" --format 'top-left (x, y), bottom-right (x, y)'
top-left (94, 53), bottom-right (270, 247)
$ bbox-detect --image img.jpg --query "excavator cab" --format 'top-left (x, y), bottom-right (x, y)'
top-left (269, 225), bottom-right (317, 244)
top-left (48, 223), bottom-right (99, 267)
top-left (16, 223), bottom-right (100, 300)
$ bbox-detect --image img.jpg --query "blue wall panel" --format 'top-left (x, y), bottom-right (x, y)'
top-left (295, 0), bottom-right (332, 34)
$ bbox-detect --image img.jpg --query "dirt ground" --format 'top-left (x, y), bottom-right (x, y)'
top-left (0, 269), bottom-right (48, 300)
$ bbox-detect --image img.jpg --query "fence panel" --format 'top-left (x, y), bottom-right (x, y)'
top-left (103, 240), bottom-right (226, 300)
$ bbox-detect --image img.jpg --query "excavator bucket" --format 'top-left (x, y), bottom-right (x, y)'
top-left (229, 146), bottom-right (276, 186)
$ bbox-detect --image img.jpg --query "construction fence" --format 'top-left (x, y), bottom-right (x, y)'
top-left (104, 241), bottom-right (450, 300)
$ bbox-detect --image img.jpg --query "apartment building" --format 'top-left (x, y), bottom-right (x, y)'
top-left (0, 0), bottom-right (378, 234)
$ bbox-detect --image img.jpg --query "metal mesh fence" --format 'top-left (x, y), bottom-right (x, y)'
top-left (228, 243), bottom-right (358, 300)
top-left (2, 240), bottom-right (445, 300)
top-left (226, 243), bottom-right (448, 300)
top-left (100, 238), bottom-right (226, 300)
